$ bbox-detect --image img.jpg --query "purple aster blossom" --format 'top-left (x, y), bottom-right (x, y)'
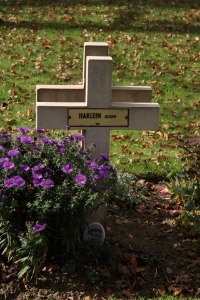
top-left (32, 163), bottom-right (45, 172)
top-left (32, 173), bottom-right (43, 186)
top-left (0, 145), bottom-right (4, 151)
top-left (2, 160), bottom-right (15, 170)
top-left (4, 178), bottom-right (15, 188)
top-left (85, 160), bottom-right (91, 166)
top-left (20, 164), bottom-right (30, 172)
top-left (20, 135), bottom-right (34, 144)
top-left (62, 163), bottom-right (73, 174)
top-left (18, 126), bottom-right (30, 133)
top-left (33, 178), bottom-right (42, 187)
top-left (12, 175), bottom-right (26, 187)
top-left (75, 174), bottom-right (87, 185)
top-left (40, 178), bottom-right (54, 189)
top-left (53, 140), bottom-right (62, 147)
top-left (66, 125), bottom-right (70, 130)
top-left (101, 153), bottom-right (110, 162)
top-left (32, 223), bottom-right (47, 233)
top-left (32, 172), bottom-right (43, 181)
top-left (92, 174), bottom-right (100, 181)
top-left (97, 165), bottom-right (109, 179)
top-left (7, 149), bottom-right (20, 157)
top-left (0, 157), bottom-right (9, 164)
top-left (89, 162), bottom-right (99, 170)
top-left (58, 147), bottom-right (66, 154)
top-left (0, 133), bottom-right (11, 138)
top-left (69, 133), bottom-right (84, 142)
top-left (40, 136), bottom-right (53, 144)
top-left (34, 129), bottom-right (46, 133)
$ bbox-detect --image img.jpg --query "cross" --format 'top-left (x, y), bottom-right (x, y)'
top-left (36, 42), bottom-right (160, 159)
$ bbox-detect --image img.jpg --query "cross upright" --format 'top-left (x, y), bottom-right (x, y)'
top-left (36, 42), bottom-right (160, 159)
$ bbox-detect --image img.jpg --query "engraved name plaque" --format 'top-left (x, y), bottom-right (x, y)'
top-left (68, 109), bottom-right (129, 127)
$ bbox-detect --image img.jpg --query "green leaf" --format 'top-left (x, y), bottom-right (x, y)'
top-left (18, 265), bottom-right (30, 278)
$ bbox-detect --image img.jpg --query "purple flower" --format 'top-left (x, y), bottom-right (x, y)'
top-left (4, 176), bottom-right (25, 188)
top-left (0, 133), bottom-right (11, 138)
top-left (12, 175), bottom-right (26, 187)
top-left (33, 178), bottom-right (42, 187)
top-left (20, 135), bottom-right (34, 144)
top-left (92, 174), bottom-right (100, 180)
top-left (7, 149), bottom-right (20, 157)
top-left (33, 223), bottom-right (46, 233)
top-left (34, 129), bottom-right (46, 133)
top-left (89, 162), bottom-right (99, 170)
top-left (4, 178), bottom-right (15, 188)
top-left (2, 160), bottom-right (15, 170)
top-left (69, 133), bottom-right (84, 142)
top-left (40, 178), bottom-right (54, 189)
top-left (18, 126), bottom-right (30, 133)
top-left (33, 173), bottom-right (43, 184)
top-left (53, 140), bottom-right (62, 147)
top-left (75, 174), bottom-right (87, 185)
top-left (32, 173), bottom-right (43, 180)
top-left (40, 136), bottom-right (53, 144)
top-left (101, 153), bottom-right (110, 162)
top-left (32, 173), bottom-right (43, 186)
top-left (0, 145), bottom-right (4, 151)
top-left (0, 157), bottom-right (9, 163)
top-left (58, 147), bottom-right (65, 154)
top-left (62, 163), bottom-right (73, 174)
top-left (20, 164), bottom-right (30, 172)
top-left (32, 163), bottom-right (45, 172)
top-left (97, 165), bottom-right (113, 179)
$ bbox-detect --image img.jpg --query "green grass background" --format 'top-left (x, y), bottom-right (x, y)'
top-left (0, 0), bottom-right (199, 177)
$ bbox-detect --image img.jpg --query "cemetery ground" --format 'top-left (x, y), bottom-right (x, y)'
top-left (0, 179), bottom-right (200, 299)
top-left (0, 177), bottom-right (198, 300)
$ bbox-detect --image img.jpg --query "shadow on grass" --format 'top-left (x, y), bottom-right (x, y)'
top-left (0, 0), bottom-right (199, 33)
top-left (1, 18), bottom-right (200, 35)
top-left (0, 0), bottom-right (199, 7)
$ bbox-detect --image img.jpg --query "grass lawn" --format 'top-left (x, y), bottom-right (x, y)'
top-left (0, 0), bottom-right (199, 177)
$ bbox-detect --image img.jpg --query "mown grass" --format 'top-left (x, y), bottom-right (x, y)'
top-left (0, 0), bottom-right (199, 177)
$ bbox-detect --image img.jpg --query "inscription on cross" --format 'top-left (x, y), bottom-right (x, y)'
top-left (36, 42), bottom-right (160, 158)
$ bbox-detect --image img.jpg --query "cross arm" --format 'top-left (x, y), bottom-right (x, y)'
top-left (111, 102), bottom-right (160, 130)
top-left (112, 86), bottom-right (152, 103)
top-left (36, 85), bottom-right (85, 103)
top-left (36, 102), bottom-right (87, 129)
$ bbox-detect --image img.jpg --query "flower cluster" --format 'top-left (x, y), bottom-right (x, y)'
top-left (0, 127), bottom-right (117, 277)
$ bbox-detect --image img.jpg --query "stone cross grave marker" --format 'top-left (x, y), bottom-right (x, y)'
top-left (36, 42), bottom-right (160, 159)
